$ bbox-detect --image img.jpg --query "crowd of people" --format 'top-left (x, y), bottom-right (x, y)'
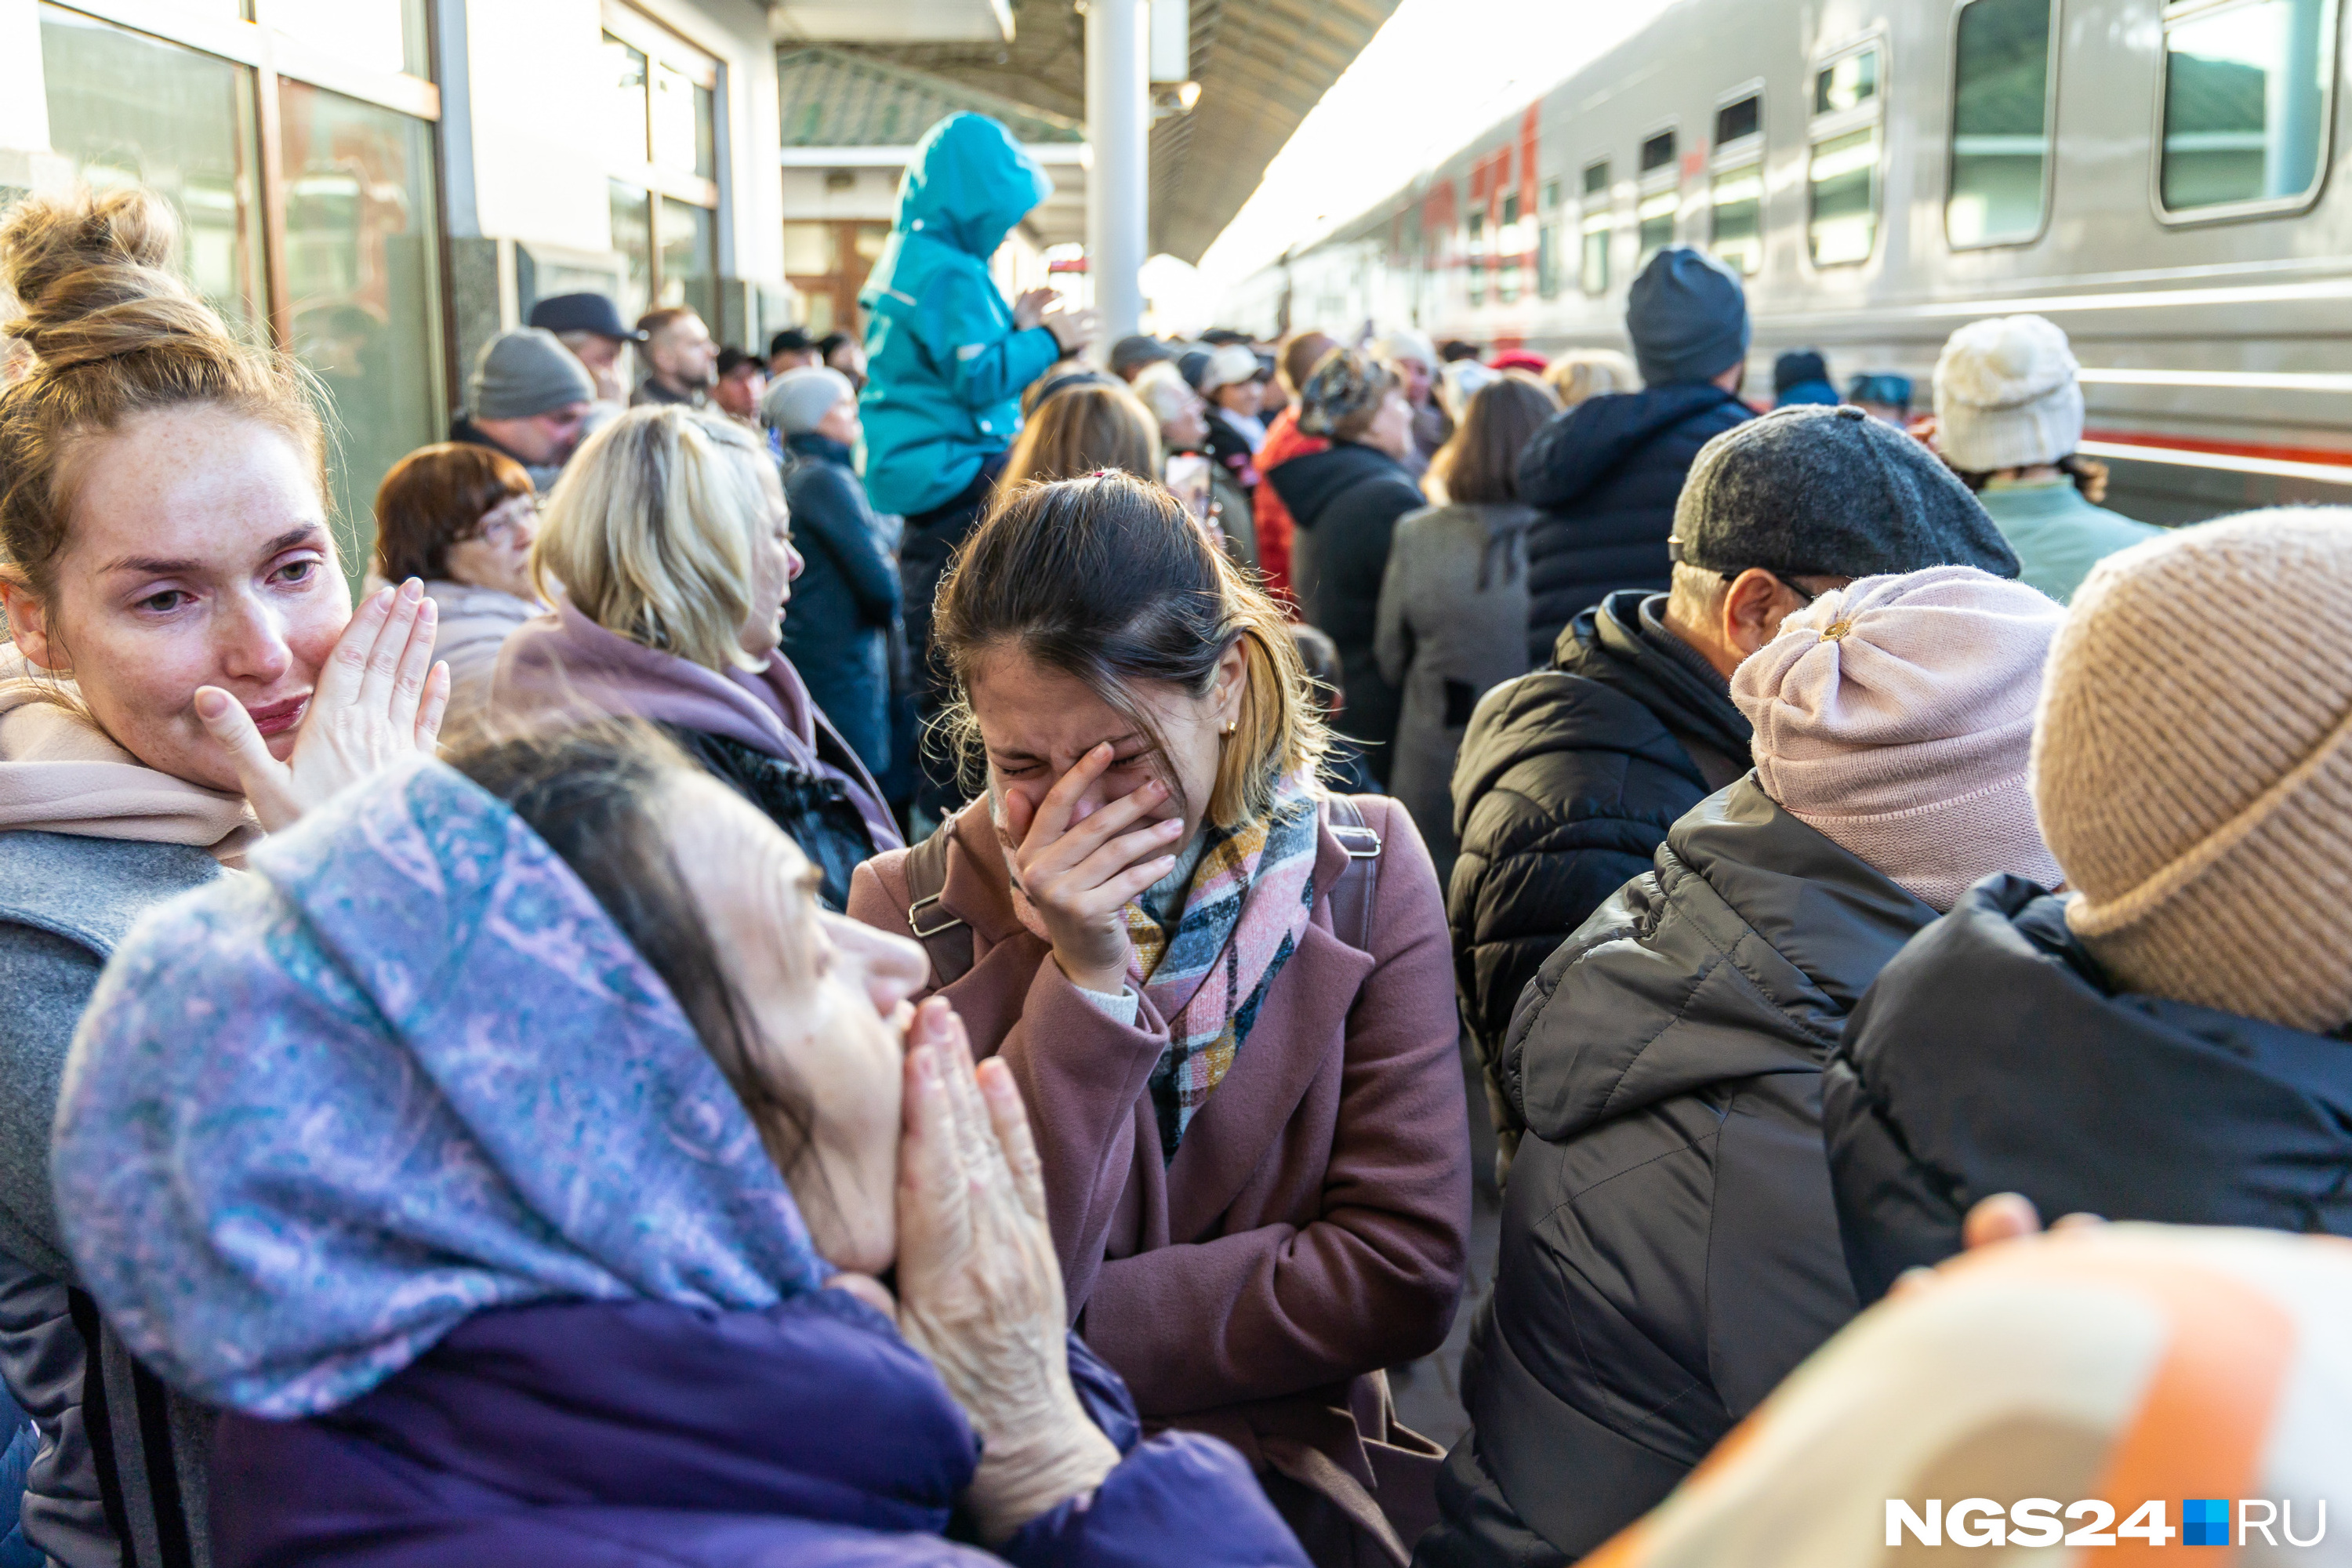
top-left (0, 100), bottom-right (2347, 1568)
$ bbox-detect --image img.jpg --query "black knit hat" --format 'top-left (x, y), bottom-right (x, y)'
top-left (1671, 404), bottom-right (2020, 580)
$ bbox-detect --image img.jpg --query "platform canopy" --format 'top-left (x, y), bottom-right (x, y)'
top-left (771, 0), bottom-right (1401, 263)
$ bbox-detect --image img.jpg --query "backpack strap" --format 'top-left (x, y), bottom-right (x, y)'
top-left (902, 818), bottom-right (975, 989)
top-left (1323, 794), bottom-right (1385, 954)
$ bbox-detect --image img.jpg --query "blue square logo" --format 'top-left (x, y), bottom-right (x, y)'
top-left (2184, 1499), bottom-right (2230, 1546)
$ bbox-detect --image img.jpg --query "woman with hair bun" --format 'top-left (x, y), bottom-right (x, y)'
top-left (849, 471), bottom-right (1470, 1566)
top-left (0, 185), bottom-right (448, 1568)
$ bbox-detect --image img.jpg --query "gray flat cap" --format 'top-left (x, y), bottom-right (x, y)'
top-left (1672, 404), bottom-right (2020, 580)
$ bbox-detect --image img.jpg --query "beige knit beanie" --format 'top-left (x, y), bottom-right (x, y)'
top-left (2033, 506), bottom-right (2352, 1033)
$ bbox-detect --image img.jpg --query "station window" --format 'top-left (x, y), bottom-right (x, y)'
top-left (1710, 163), bottom-right (1764, 274)
top-left (2158, 0), bottom-right (2338, 216)
top-left (1808, 45), bottom-right (1883, 265)
top-left (1715, 93), bottom-right (1762, 147)
top-left (1581, 160), bottom-right (1612, 294)
top-left (1950, 0), bottom-right (2055, 245)
top-left (601, 9), bottom-right (723, 325)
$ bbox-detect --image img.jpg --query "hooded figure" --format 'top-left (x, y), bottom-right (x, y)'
top-left (1420, 568), bottom-right (2066, 1568)
top-left (858, 113), bottom-right (1057, 522)
top-left (50, 758), bottom-right (1307, 1566)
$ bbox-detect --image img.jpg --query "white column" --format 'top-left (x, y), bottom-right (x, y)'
top-left (1085, 0), bottom-right (1148, 350)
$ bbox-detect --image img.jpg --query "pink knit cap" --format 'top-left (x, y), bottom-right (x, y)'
top-left (1730, 564), bottom-right (2067, 910)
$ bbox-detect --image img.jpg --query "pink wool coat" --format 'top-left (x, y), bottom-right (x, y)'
top-left (849, 794), bottom-right (1471, 1565)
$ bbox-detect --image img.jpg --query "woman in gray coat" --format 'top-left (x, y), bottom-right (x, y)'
top-left (1374, 374), bottom-right (1559, 883)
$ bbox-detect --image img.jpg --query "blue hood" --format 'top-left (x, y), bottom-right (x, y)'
top-left (895, 112), bottom-right (1053, 258)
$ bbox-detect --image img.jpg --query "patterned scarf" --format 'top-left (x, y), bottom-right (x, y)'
top-left (1000, 776), bottom-right (1324, 1159)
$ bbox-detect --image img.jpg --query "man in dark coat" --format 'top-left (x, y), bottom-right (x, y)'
top-left (1518, 245), bottom-right (1755, 661)
top-left (1449, 407), bottom-right (2026, 1183)
top-left (1269, 348), bottom-right (1426, 787)
top-left (764, 366), bottom-right (901, 779)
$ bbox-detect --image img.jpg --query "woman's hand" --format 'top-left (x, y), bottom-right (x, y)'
top-left (1004, 743), bottom-right (1185, 995)
top-left (1043, 304), bottom-right (1099, 355)
top-left (196, 577), bottom-right (450, 833)
top-left (895, 1001), bottom-right (1118, 1541)
top-left (1011, 287), bottom-right (1056, 332)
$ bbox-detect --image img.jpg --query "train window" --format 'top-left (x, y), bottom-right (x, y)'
top-left (2158, 0), bottom-right (2338, 217)
top-left (1814, 49), bottom-right (1879, 114)
top-left (1580, 159), bottom-right (1611, 294)
top-left (1638, 190), bottom-right (1677, 262)
top-left (1467, 210), bottom-right (1486, 307)
top-left (1710, 162), bottom-right (1764, 274)
top-left (1808, 42), bottom-right (1884, 266)
top-left (1640, 130), bottom-right (1677, 172)
top-left (1716, 94), bottom-right (1762, 147)
top-left (1949, 0), bottom-right (2055, 246)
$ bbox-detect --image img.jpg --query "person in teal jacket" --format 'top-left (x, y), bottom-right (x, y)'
top-left (858, 111), bottom-right (1094, 821)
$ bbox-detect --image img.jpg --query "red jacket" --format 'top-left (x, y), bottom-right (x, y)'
top-left (1252, 408), bottom-right (1330, 606)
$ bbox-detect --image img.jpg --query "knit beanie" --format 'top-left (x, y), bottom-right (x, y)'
top-left (760, 365), bottom-right (855, 435)
top-left (1933, 314), bottom-right (2085, 472)
top-left (2033, 507), bottom-right (2352, 1033)
top-left (1624, 245), bottom-right (1750, 387)
top-left (1196, 343), bottom-right (1261, 395)
top-left (470, 328), bottom-right (597, 419)
top-left (1733, 565), bottom-right (2066, 911)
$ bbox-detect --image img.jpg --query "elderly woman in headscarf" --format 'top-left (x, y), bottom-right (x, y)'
top-left (48, 725), bottom-right (1310, 1567)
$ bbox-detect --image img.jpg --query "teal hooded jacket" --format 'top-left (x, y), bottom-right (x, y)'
top-left (858, 114), bottom-right (1060, 518)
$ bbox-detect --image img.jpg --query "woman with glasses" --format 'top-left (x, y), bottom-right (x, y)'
top-left (372, 444), bottom-right (546, 744)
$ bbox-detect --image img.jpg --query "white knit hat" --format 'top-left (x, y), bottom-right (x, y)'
top-left (1933, 314), bottom-right (2085, 473)
top-left (1732, 565), bottom-right (2067, 911)
top-left (760, 366), bottom-right (855, 435)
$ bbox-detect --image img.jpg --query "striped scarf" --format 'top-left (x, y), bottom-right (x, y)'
top-left (1000, 779), bottom-right (1324, 1159)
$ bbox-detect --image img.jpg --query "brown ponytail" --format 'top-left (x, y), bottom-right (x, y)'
top-left (0, 185), bottom-right (324, 601)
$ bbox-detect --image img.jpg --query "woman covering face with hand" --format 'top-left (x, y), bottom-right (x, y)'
top-left (49, 724), bottom-right (1306, 1566)
top-left (0, 186), bottom-right (443, 1568)
top-left (848, 472), bottom-right (1471, 1566)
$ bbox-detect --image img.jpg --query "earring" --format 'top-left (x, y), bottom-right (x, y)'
top-left (1222, 719), bottom-right (1238, 737)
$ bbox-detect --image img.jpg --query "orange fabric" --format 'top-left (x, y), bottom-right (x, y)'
top-left (1254, 406), bottom-right (1328, 608)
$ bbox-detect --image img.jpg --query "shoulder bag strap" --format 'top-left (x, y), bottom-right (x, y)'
top-left (902, 819), bottom-right (975, 989)
top-left (1323, 794), bottom-right (1385, 953)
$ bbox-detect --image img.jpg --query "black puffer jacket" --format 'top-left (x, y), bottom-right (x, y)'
top-left (1270, 440), bottom-right (1426, 783)
top-left (1824, 877), bottom-right (2352, 1305)
top-left (1517, 383), bottom-right (1752, 661)
top-left (660, 726), bottom-right (887, 913)
top-left (1416, 780), bottom-right (1922, 1568)
top-left (1448, 590), bottom-right (1751, 1169)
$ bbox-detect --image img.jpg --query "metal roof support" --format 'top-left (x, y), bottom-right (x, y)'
top-left (1086, 0), bottom-right (1149, 347)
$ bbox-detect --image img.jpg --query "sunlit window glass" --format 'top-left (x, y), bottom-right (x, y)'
top-left (659, 198), bottom-right (715, 325)
top-left (1711, 163), bottom-right (1763, 274)
top-left (1815, 48), bottom-right (1879, 114)
top-left (604, 34), bottom-right (650, 169)
top-left (267, 0), bottom-right (430, 78)
top-left (38, 5), bottom-right (267, 336)
top-left (650, 60), bottom-right (699, 176)
top-left (610, 180), bottom-right (652, 322)
top-left (2160, 0), bottom-right (2335, 212)
top-left (1638, 189), bottom-right (1677, 263)
top-left (1950, 0), bottom-right (2053, 245)
top-left (1809, 125), bottom-right (1880, 263)
top-left (276, 80), bottom-right (441, 584)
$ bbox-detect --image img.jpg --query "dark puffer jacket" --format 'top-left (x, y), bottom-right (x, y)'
top-left (1824, 877), bottom-right (2352, 1305)
top-left (1269, 440), bottom-right (1426, 784)
top-left (1416, 780), bottom-right (1921, 1568)
top-left (1517, 384), bottom-right (1752, 661)
top-left (780, 432), bottom-right (901, 778)
top-left (1448, 590), bottom-right (1751, 1173)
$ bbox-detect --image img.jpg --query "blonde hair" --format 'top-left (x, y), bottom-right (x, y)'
top-left (1543, 348), bottom-right (1639, 411)
top-left (935, 472), bottom-right (1328, 829)
top-left (532, 404), bottom-right (778, 672)
top-left (0, 185), bottom-right (325, 601)
top-left (999, 382), bottom-right (1161, 491)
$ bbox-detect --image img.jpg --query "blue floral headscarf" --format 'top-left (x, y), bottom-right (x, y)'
top-left (52, 760), bottom-right (830, 1418)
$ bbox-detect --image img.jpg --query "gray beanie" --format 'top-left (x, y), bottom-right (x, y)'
top-left (1672, 404), bottom-right (2021, 580)
top-left (470, 328), bottom-right (596, 419)
top-left (1625, 245), bottom-right (1750, 387)
top-left (761, 366), bottom-right (855, 435)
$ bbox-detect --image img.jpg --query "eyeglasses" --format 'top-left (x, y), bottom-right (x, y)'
top-left (474, 495), bottom-right (539, 546)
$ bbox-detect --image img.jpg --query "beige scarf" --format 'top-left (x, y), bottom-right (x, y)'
top-left (0, 644), bottom-right (258, 861)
